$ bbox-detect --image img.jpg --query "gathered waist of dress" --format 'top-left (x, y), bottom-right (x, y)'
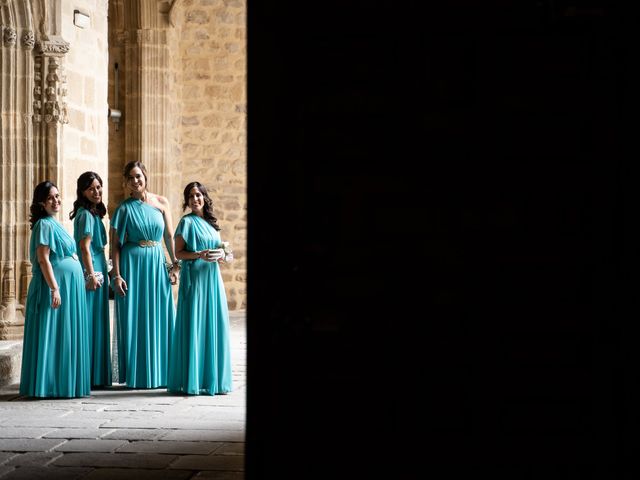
top-left (131, 240), bottom-right (160, 247)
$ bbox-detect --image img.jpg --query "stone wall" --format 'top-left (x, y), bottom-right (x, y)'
top-left (175, 0), bottom-right (246, 309)
top-left (59, 0), bottom-right (110, 230)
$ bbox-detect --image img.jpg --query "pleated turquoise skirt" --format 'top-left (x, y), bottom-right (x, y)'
top-left (168, 259), bottom-right (232, 395)
top-left (19, 256), bottom-right (91, 398)
top-left (86, 250), bottom-right (112, 387)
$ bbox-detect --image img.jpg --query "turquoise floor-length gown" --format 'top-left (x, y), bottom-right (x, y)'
top-left (73, 207), bottom-right (112, 387)
top-left (111, 198), bottom-right (176, 388)
top-left (168, 213), bottom-right (232, 395)
top-left (19, 216), bottom-right (91, 398)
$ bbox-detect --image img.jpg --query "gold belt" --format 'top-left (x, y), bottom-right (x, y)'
top-left (138, 240), bottom-right (159, 247)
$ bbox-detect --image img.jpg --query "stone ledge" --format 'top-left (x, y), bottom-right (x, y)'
top-left (0, 340), bottom-right (22, 387)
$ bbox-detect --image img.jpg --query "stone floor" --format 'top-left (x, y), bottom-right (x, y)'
top-left (0, 310), bottom-right (246, 479)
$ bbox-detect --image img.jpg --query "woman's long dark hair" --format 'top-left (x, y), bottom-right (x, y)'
top-left (69, 171), bottom-right (107, 220)
top-left (183, 182), bottom-right (220, 231)
top-left (29, 180), bottom-right (57, 230)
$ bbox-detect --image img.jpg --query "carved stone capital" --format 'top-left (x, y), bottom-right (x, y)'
top-left (35, 38), bottom-right (70, 55)
top-left (3, 26), bottom-right (16, 46)
top-left (32, 55), bottom-right (69, 124)
top-left (21, 30), bottom-right (34, 49)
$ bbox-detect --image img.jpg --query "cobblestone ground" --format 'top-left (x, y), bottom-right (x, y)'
top-left (0, 310), bottom-right (246, 480)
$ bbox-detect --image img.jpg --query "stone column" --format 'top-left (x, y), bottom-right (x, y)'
top-left (0, 2), bottom-right (37, 339)
top-left (0, 0), bottom-right (69, 339)
top-left (110, 0), bottom-right (175, 202)
top-left (32, 36), bottom-right (69, 185)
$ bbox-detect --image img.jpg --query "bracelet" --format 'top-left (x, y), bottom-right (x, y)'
top-left (50, 287), bottom-right (58, 292)
top-left (113, 275), bottom-right (123, 281)
top-left (165, 260), bottom-right (181, 273)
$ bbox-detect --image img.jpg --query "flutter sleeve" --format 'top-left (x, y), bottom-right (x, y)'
top-left (34, 219), bottom-right (58, 254)
top-left (110, 202), bottom-right (127, 241)
top-left (174, 216), bottom-right (196, 251)
top-left (74, 208), bottom-right (94, 242)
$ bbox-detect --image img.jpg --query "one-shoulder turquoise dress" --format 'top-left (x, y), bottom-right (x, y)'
top-left (73, 207), bottom-right (112, 387)
top-left (168, 214), bottom-right (232, 395)
top-left (19, 216), bottom-right (91, 398)
top-left (111, 198), bottom-right (176, 388)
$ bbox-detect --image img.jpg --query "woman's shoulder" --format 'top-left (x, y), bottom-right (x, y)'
top-left (148, 192), bottom-right (170, 211)
top-left (36, 215), bottom-right (57, 226)
top-left (33, 215), bottom-right (59, 234)
top-left (74, 206), bottom-right (91, 218)
top-left (178, 213), bottom-right (195, 225)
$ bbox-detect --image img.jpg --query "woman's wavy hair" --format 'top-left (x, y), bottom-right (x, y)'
top-left (182, 182), bottom-right (220, 231)
top-left (69, 171), bottom-right (107, 220)
top-left (29, 180), bottom-right (57, 230)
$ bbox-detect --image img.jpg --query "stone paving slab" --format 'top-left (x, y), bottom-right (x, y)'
top-left (0, 438), bottom-right (66, 452)
top-left (103, 405), bottom-right (183, 413)
top-left (0, 428), bottom-right (55, 439)
top-left (0, 466), bottom-right (93, 479)
top-left (194, 472), bottom-right (245, 480)
top-left (102, 418), bottom-right (245, 430)
top-left (43, 428), bottom-right (116, 439)
top-left (215, 443), bottom-right (245, 455)
top-left (52, 452), bottom-right (178, 469)
top-left (116, 440), bottom-right (222, 455)
top-left (182, 406), bottom-right (246, 421)
top-left (2, 451), bottom-right (62, 467)
top-left (169, 454), bottom-right (245, 471)
top-left (0, 451), bottom-right (17, 464)
top-left (159, 430), bottom-right (245, 442)
top-left (1, 417), bottom-right (107, 429)
top-left (83, 390), bottom-right (185, 405)
top-left (53, 439), bottom-right (129, 452)
top-left (101, 429), bottom-right (169, 441)
top-left (81, 468), bottom-right (193, 480)
top-left (69, 410), bottom-right (162, 420)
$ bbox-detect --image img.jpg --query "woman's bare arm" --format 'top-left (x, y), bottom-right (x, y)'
top-left (110, 228), bottom-right (128, 296)
top-left (36, 245), bottom-right (61, 309)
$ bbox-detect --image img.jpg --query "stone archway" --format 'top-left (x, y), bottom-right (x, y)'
top-left (0, 0), bottom-right (246, 342)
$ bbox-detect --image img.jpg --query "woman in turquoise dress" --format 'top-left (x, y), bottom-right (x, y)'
top-left (168, 181), bottom-right (233, 395)
top-left (70, 171), bottom-right (112, 387)
top-left (110, 161), bottom-right (179, 388)
top-left (19, 181), bottom-right (91, 398)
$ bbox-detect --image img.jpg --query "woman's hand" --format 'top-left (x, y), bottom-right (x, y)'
top-left (202, 249), bottom-right (224, 263)
top-left (86, 275), bottom-right (101, 291)
top-left (51, 289), bottom-right (61, 309)
top-left (113, 275), bottom-right (127, 296)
